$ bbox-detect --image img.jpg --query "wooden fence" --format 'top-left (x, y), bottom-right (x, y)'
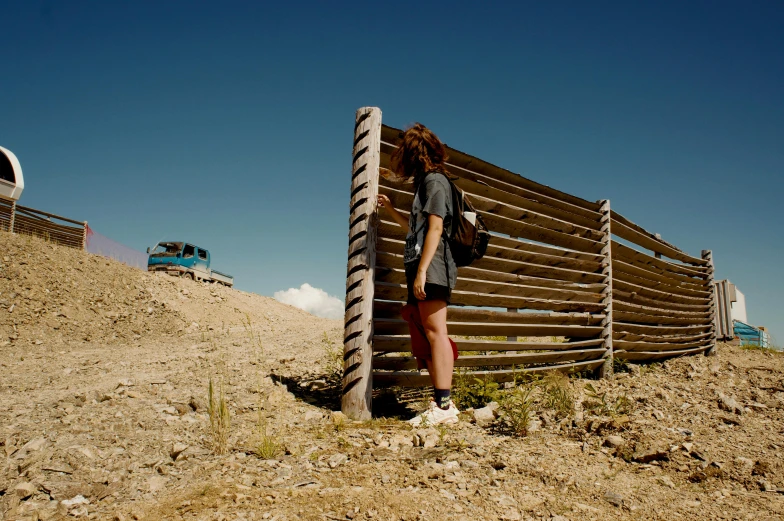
top-left (342, 107), bottom-right (716, 419)
top-left (0, 198), bottom-right (87, 249)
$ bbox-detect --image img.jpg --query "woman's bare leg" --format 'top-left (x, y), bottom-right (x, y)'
top-left (417, 299), bottom-right (453, 390)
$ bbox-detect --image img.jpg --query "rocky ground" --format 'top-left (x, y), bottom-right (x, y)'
top-left (1, 231), bottom-right (783, 521)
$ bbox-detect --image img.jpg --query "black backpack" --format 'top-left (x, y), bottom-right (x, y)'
top-left (420, 172), bottom-right (489, 267)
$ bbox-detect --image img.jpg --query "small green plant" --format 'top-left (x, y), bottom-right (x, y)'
top-left (498, 384), bottom-right (535, 436)
top-left (541, 372), bottom-right (574, 418)
top-left (322, 332), bottom-right (343, 379)
top-left (612, 357), bottom-right (631, 373)
top-left (207, 377), bottom-right (231, 454)
top-left (583, 383), bottom-right (632, 417)
top-left (255, 412), bottom-right (281, 459)
top-left (452, 371), bottom-right (502, 410)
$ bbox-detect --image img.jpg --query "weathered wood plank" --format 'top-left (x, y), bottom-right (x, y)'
top-left (374, 271), bottom-right (603, 303)
top-left (612, 331), bottom-right (712, 343)
top-left (373, 336), bottom-right (605, 352)
top-left (614, 300), bottom-right (711, 319)
top-left (613, 268), bottom-right (711, 299)
top-left (613, 278), bottom-right (709, 306)
top-left (614, 310), bottom-right (711, 326)
top-left (373, 300), bottom-right (604, 325)
top-left (612, 241), bottom-right (709, 278)
top-left (613, 288), bottom-right (711, 312)
top-left (373, 348), bottom-right (607, 370)
top-left (15, 203), bottom-right (85, 226)
top-left (373, 359), bottom-right (604, 387)
top-left (702, 250), bottom-right (718, 356)
top-left (374, 318), bottom-right (604, 338)
top-left (375, 258), bottom-right (605, 294)
top-left (341, 107), bottom-right (382, 421)
top-left (614, 258), bottom-right (711, 291)
top-left (614, 339), bottom-right (711, 352)
top-left (612, 322), bottom-right (712, 336)
top-left (616, 345), bottom-right (710, 361)
top-left (380, 150), bottom-right (604, 229)
top-left (610, 214), bottom-right (707, 266)
top-left (488, 235), bottom-right (603, 262)
top-left (375, 232), bottom-right (602, 273)
top-left (378, 183), bottom-right (602, 240)
top-left (375, 241), bottom-right (605, 285)
top-left (596, 200), bottom-right (613, 378)
top-left (374, 282), bottom-right (606, 313)
top-left (480, 211), bottom-right (603, 253)
top-left (380, 132), bottom-right (603, 216)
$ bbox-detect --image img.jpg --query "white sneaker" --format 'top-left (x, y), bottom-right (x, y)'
top-left (408, 400), bottom-right (459, 427)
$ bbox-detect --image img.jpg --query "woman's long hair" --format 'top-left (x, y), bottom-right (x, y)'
top-left (390, 123), bottom-right (449, 189)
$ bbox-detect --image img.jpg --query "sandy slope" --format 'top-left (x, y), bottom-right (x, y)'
top-left (1, 231), bottom-right (783, 521)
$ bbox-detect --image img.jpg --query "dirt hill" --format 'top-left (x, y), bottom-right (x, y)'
top-left (1, 230), bottom-right (783, 521)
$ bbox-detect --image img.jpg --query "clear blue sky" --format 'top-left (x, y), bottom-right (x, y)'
top-left (3, 1), bottom-right (782, 344)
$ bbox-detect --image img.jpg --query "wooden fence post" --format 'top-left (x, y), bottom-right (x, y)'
top-left (9, 200), bottom-right (16, 233)
top-left (597, 200), bottom-right (613, 378)
top-left (702, 250), bottom-right (718, 356)
top-left (82, 221), bottom-right (88, 249)
top-left (342, 107), bottom-right (382, 420)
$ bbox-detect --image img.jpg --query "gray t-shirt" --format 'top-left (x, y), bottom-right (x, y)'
top-left (403, 172), bottom-right (457, 289)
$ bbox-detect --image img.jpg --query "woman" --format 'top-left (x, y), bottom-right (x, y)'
top-left (377, 123), bottom-right (459, 426)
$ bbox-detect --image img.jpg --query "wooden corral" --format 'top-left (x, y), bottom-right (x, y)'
top-left (342, 107), bottom-right (717, 419)
top-left (0, 198), bottom-right (87, 249)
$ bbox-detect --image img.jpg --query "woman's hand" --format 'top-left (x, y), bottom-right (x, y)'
top-left (377, 194), bottom-right (391, 209)
top-left (376, 194), bottom-right (410, 233)
top-left (413, 270), bottom-right (427, 300)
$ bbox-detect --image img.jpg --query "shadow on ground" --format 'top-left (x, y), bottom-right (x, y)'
top-left (270, 372), bottom-right (427, 419)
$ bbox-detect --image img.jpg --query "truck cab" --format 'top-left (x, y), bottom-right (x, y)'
top-left (147, 242), bottom-right (233, 287)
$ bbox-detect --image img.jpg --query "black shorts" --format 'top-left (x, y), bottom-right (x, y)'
top-left (405, 262), bottom-right (452, 305)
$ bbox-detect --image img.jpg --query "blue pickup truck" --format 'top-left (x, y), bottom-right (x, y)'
top-left (147, 242), bottom-right (234, 287)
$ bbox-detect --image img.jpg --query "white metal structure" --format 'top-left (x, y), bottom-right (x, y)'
top-left (0, 146), bottom-right (24, 201)
top-left (731, 288), bottom-right (747, 323)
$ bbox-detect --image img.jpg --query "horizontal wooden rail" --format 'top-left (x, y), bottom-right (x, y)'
top-left (373, 347), bottom-right (607, 370)
top-left (613, 278), bottom-right (709, 307)
top-left (489, 234), bottom-right (603, 262)
top-left (373, 336), bottom-right (605, 353)
top-left (375, 282), bottom-right (606, 313)
top-left (376, 242), bottom-right (606, 285)
top-left (610, 215), bottom-right (707, 266)
top-left (376, 260), bottom-right (605, 294)
top-left (614, 339), bottom-right (711, 351)
top-left (612, 241), bottom-right (709, 277)
top-left (614, 310), bottom-right (711, 326)
top-left (612, 322), bottom-right (712, 336)
top-left (373, 300), bottom-right (604, 325)
top-left (15, 204), bottom-right (85, 226)
top-left (612, 331), bottom-right (712, 343)
top-left (381, 127), bottom-right (602, 214)
top-left (616, 345), bottom-right (710, 361)
top-left (375, 270), bottom-right (603, 303)
top-left (375, 232), bottom-right (602, 273)
top-left (613, 269), bottom-right (711, 299)
top-left (378, 182), bottom-right (603, 239)
top-left (373, 359), bottom-right (604, 387)
top-left (614, 300), bottom-right (710, 319)
top-left (613, 257), bottom-right (710, 290)
top-left (373, 318), bottom-right (604, 338)
top-left (613, 288), bottom-right (710, 312)
top-left (13, 214), bottom-right (84, 237)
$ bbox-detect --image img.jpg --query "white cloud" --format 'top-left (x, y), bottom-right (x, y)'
top-left (273, 283), bottom-right (343, 320)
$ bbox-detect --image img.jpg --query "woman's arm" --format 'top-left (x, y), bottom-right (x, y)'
top-left (377, 195), bottom-right (410, 233)
top-left (412, 214), bottom-right (444, 300)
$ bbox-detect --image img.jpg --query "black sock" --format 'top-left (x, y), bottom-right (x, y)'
top-left (434, 388), bottom-right (451, 410)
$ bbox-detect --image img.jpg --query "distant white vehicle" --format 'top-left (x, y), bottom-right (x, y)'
top-left (0, 146), bottom-right (24, 201)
